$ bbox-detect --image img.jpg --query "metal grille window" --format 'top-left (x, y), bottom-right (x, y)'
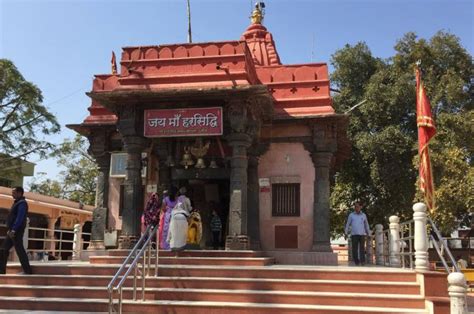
top-left (272, 183), bottom-right (300, 217)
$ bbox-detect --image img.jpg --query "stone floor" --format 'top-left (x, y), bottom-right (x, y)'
top-left (468, 292), bottom-right (474, 313)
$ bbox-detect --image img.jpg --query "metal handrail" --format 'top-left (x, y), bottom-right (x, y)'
top-left (399, 219), bottom-right (414, 269)
top-left (107, 224), bottom-right (159, 314)
top-left (428, 216), bottom-right (460, 273)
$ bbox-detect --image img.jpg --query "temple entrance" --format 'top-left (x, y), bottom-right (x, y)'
top-left (172, 178), bottom-right (230, 249)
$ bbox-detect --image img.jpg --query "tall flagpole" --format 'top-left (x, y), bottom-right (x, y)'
top-left (415, 61), bottom-right (437, 212)
top-left (187, 0), bottom-right (192, 43)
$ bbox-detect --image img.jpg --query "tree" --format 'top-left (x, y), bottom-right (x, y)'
top-left (330, 31), bottom-right (472, 236)
top-left (0, 59), bottom-right (60, 176)
top-left (30, 135), bottom-right (98, 206)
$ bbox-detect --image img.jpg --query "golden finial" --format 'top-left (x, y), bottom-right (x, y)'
top-left (251, 2), bottom-right (265, 24)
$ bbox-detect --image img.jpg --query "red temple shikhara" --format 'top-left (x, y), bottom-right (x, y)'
top-left (69, 4), bottom-right (349, 264)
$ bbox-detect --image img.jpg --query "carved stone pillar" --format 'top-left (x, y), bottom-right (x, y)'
top-left (120, 135), bottom-right (147, 245)
top-left (247, 143), bottom-right (269, 250)
top-left (88, 153), bottom-right (110, 250)
top-left (312, 152), bottom-right (333, 252)
top-left (115, 106), bottom-right (147, 248)
top-left (247, 154), bottom-right (260, 249)
top-left (86, 126), bottom-right (112, 251)
top-left (224, 96), bottom-right (270, 250)
top-left (228, 133), bottom-right (252, 238)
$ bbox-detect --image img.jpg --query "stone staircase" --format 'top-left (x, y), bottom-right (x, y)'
top-left (0, 250), bottom-right (450, 313)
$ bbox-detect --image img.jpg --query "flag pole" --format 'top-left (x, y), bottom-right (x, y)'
top-left (415, 61), bottom-right (436, 212)
top-left (187, 0), bottom-right (192, 43)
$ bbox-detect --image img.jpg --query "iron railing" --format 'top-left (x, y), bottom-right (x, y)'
top-left (0, 223), bottom-right (91, 261)
top-left (107, 224), bottom-right (159, 314)
top-left (399, 219), bottom-right (414, 269)
top-left (428, 216), bottom-right (460, 273)
top-left (377, 216), bottom-right (464, 272)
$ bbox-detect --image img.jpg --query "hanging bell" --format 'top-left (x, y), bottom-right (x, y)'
top-left (180, 147), bottom-right (194, 169)
top-left (195, 157), bottom-right (206, 169)
top-left (209, 159), bottom-right (218, 169)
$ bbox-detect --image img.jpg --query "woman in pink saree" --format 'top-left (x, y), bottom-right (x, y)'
top-left (158, 186), bottom-right (178, 249)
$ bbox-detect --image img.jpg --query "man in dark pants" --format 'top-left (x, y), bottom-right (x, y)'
top-left (0, 187), bottom-right (32, 274)
top-left (345, 201), bottom-right (371, 266)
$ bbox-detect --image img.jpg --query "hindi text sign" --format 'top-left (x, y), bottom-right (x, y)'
top-left (144, 107), bottom-right (223, 137)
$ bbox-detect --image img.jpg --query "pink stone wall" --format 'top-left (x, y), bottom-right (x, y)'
top-left (107, 178), bottom-right (123, 230)
top-left (258, 143), bottom-right (315, 251)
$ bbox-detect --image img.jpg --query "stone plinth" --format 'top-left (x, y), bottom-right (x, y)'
top-left (225, 235), bottom-right (250, 250)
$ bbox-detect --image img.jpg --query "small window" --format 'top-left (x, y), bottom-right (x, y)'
top-left (272, 183), bottom-right (300, 217)
top-left (110, 153), bottom-right (127, 178)
top-left (110, 152), bottom-right (147, 178)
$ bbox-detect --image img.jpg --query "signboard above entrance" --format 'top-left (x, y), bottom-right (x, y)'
top-left (144, 107), bottom-right (223, 137)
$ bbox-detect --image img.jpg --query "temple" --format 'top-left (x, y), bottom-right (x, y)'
top-left (68, 4), bottom-right (349, 264)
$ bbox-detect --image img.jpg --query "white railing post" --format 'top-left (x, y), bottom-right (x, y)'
top-left (72, 224), bottom-right (82, 261)
top-left (366, 235), bottom-right (373, 264)
top-left (389, 215), bottom-right (401, 267)
top-left (375, 224), bottom-right (384, 265)
top-left (23, 217), bottom-right (30, 251)
top-left (413, 202), bottom-right (429, 271)
top-left (448, 272), bottom-right (468, 314)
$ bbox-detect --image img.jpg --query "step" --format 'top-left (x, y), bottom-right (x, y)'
top-left (0, 285), bottom-right (425, 309)
top-left (0, 285), bottom-right (154, 300)
top-left (0, 297), bottom-right (429, 313)
top-left (0, 274), bottom-right (421, 294)
top-left (107, 249), bottom-right (264, 258)
top-left (89, 256), bottom-right (275, 266)
top-left (5, 264), bottom-right (418, 282)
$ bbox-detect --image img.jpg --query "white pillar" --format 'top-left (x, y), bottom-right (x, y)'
top-left (23, 217), bottom-right (30, 250)
top-left (365, 235), bottom-right (373, 264)
top-left (72, 224), bottom-right (82, 261)
top-left (389, 215), bottom-right (400, 267)
top-left (413, 202), bottom-right (429, 271)
top-left (47, 217), bottom-right (57, 256)
top-left (448, 272), bottom-right (468, 314)
top-left (375, 224), bottom-right (384, 265)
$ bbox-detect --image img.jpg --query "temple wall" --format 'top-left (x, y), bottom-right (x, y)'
top-left (107, 177), bottom-right (122, 230)
top-left (258, 142), bottom-right (314, 251)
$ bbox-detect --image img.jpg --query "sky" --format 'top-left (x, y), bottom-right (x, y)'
top-left (0, 0), bottom-right (472, 187)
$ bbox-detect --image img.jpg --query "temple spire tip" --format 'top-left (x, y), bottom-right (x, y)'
top-left (250, 2), bottom-right (265, 25)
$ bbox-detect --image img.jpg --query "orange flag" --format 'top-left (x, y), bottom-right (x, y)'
top-left (416, 67), bottom-right (436, 211)
top-left (111, 51), bottom-right (117, 75)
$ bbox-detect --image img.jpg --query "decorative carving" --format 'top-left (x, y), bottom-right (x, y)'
top-left (310, 121), bottom-right (338, 153)
top-left (248, 141), bottom-right (270, 159)
top-left (116, 105), bottom-right (145, 138)
top-left (227, 100), bottom-right (248, 134)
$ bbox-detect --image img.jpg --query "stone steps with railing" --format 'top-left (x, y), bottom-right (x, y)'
top-left (0, 256), bottom-right (444, 313)
top-left (0, 202), bottom-right (467, 313)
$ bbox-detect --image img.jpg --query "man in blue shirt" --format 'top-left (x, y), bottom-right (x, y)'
top-left (0, 187), bottom-right (32, 274)
top-left (345, 201), bottom-right (371, 266)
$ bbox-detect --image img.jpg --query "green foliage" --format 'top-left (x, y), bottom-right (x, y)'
top-left (29, 135), bottom-right (98, 206)
top-left (0, 59), bottom-right (60, 175)
top-left (330, 31), bottom-right (472, 236)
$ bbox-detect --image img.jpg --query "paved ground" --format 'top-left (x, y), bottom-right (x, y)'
top-left (468, 292), bottom-right (474, 313)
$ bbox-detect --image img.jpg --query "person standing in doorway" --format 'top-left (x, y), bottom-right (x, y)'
top-left (0, 187), bottom-right (32, 274)
top-left (345, 201), bottom-right (370, 266)
top-left (167, 187), bottom-right (192, 254)
top-left (159, 186), bottom-right (178, 250)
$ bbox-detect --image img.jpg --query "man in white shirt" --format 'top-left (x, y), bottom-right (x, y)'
top-left (345, 201), bottom-right (371, 266)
